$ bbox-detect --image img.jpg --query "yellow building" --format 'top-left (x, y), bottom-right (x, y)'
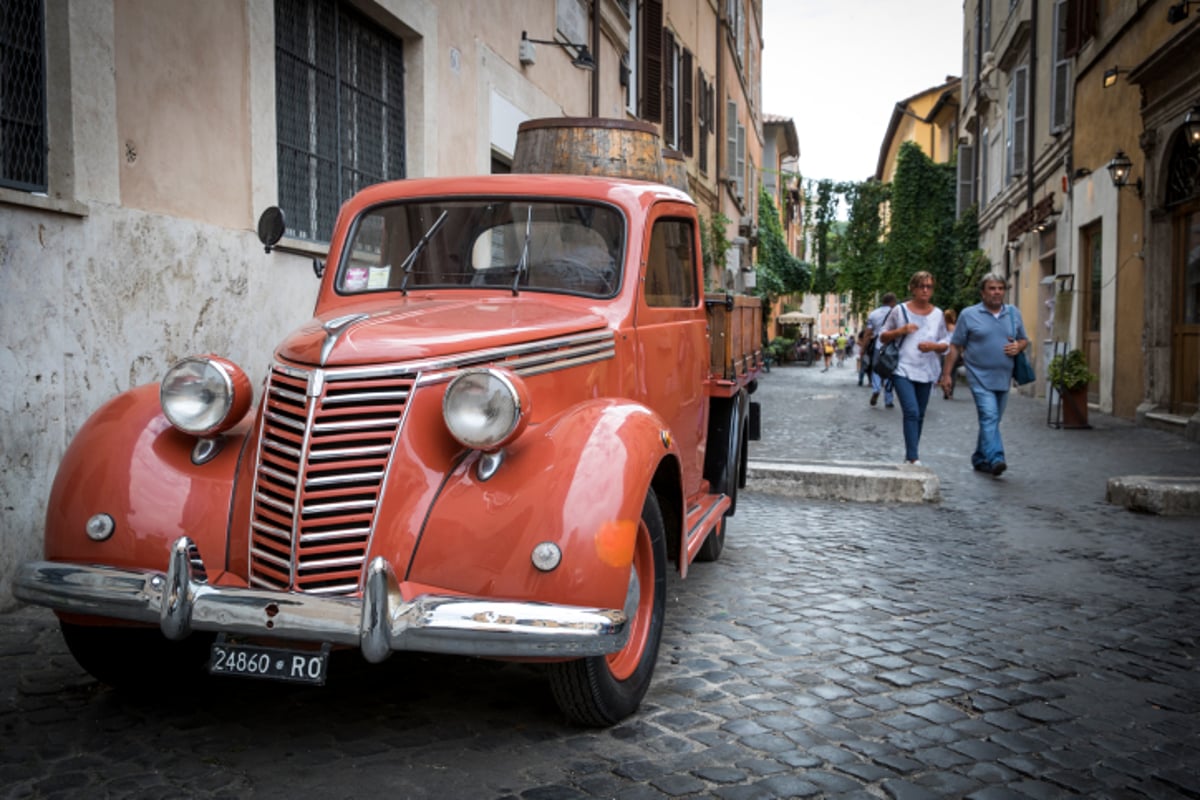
top-left (1070, 2), bottom-right (1200, 436)
top-left (958, 0), bottom-right (1200, 439)
top-left (875, 78), bottom-right (962, 183)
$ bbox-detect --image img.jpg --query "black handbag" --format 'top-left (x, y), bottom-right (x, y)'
top-left (873, 306), bottom-right (907, 380)
top-left (1010, 307), bottom-right (1035, 385)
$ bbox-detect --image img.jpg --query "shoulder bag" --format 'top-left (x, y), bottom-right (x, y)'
top-left (873, 306), bottom-right (908, 380)
top-left (1011, 306), bottom-right (1035, 385)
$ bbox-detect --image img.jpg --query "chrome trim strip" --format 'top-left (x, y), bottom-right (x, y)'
top-left (312, 417), bottom-right (402, 432)
top-left (14, 541), bottom-right (630, 660)
top-left (305, 471), bottom-right (384, 487)
top-left (308, 445), bottom-right (392, 460)
top-left (323, 390), bottom-right (411, 404)
top-left (254, 492), bottom-right (294, 514)
top-left (299, 527), bottom-right (371, 544)
top-left (274, 328), bottom-right (614, 383)
top-left (258, 465), bottom-right (298, 486)
top-left (270, 386), bottom-right (307, 404)
top-left (302, 498), bottom-right (377, 514)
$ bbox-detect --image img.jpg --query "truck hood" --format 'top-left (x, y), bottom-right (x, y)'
top-left (277, 297), bottom-right (609, 366)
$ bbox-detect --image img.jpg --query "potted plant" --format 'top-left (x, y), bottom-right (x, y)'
top-left (1047, 349), bottom-right (1096, 428)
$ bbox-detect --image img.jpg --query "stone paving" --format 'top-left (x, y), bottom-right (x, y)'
top-left (2, 362), bottom-right (1199, 799)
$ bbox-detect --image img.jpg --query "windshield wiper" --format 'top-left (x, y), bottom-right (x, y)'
top-left (399, 210), bottom-right (449, 294)
top-left (511, 205), bottom-right (533, 296)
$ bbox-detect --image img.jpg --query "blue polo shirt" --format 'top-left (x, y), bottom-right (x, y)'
top-left (950, 303), bottom-right (1028, 391)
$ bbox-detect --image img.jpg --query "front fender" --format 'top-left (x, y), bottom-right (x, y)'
top-left (43, 384), bottom-right (248, 573)
top-left (405, 399), bottom-right (680, 610)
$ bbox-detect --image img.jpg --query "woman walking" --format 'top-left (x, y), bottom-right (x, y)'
top-left (877, 271), bottom-right (950, 465)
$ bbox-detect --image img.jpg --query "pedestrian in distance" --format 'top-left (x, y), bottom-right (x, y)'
top-left (835, 333), bottom-right (848, 367)
top-left (865, 292), bottom-right (898, 408)
top-left (938, 272), bottom-right (1030, 477)
top-left (821, 336), bottom-right (834, 372)
top-left (854, 329), bottom-right (869, 385)
top-left (941, 308), bottom-right (959, 399)
top-left (877, 272), bottom-right (949, 465)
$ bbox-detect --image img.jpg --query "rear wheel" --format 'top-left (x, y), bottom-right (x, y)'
top-left (698, 395), bottom-right (745, 562)
top-left (548, 490), bottom-right (666, 726)
top-left (61, 622), bottom-right (213, 691)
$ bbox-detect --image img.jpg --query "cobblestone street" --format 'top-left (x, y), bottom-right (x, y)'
top-left (3, 363), bottom-right (1199, 799)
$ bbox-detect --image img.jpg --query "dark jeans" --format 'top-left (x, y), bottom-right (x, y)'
top-left (891, 375), bottom-right (932, 462)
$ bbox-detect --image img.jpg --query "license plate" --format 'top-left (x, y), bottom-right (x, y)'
top-left (209, 637), bottom-right (330, 685)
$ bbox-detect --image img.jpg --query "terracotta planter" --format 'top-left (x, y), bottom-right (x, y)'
top-left (1060, 385), bottom-right (1090, 429)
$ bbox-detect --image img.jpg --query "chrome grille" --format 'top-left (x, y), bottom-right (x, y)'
top-left (249, 365), bottom-right (412, 595)
top-left (246, 329), bottom-right (615, 596)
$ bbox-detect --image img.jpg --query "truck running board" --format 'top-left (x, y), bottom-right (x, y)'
top-left (681, 493), bottom-right (732, 576)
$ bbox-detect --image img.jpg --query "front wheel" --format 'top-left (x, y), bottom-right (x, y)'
top-left (548, 490), bottom-right (667, 727)
top-left (61, 622), bottom-right (213, 692)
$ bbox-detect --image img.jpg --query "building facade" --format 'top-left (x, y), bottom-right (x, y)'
top-left (0, 0), bottom-right (764, 607)
top-left (957, 0), bottom-right (1200, 439)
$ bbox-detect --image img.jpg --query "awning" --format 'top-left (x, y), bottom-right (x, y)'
top-left (776, 312), bottom-right (815, 325)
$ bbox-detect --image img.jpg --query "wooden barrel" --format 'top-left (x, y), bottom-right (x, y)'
top-left (513, 117), bottom-right (664, 182)
top-left (661, 148), bottom-right (689, 194)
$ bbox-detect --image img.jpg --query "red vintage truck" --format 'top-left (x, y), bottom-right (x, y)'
top-left (15, 145), bottom-right (763, 725)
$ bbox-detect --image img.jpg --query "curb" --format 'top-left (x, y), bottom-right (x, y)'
top-left (1106, 475), bottom-right (1200, 516)
top-left (746, 459), bottom-right (940, 504)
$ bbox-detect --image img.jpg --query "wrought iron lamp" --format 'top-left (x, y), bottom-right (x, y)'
top-left (1106, 150), bottom-right (1143, 196)
top-left (519, 31), bottom-right (596, 70)
top-left (1184, 106), bottom-right (1200, 148)
top-left (1167, 0), bottom-right (1200, 23)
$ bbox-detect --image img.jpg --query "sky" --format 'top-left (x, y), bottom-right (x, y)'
top-left (761, 0), bottom-right (964, 189)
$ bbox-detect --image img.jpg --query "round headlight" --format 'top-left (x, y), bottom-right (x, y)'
top-left (160, 356), bottom-right (252, 436)
top-left (442, 368), bottom-right (530, 451)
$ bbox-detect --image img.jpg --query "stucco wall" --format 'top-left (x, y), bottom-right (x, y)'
top-left (0, 203), bottom-right (318, 610)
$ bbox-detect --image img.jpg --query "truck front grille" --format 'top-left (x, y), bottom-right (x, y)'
top-left (249, 365), bottom-right (413, 595)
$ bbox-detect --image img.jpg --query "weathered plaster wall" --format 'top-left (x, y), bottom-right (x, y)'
top-left (0, 202), bottom-right (318, 610)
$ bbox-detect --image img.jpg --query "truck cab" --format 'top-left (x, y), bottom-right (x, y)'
top-left (15, 171), bottom-right (762, 727)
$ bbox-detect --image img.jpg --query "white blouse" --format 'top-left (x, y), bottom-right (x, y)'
top-left (882, 302), bottom-right (949, 383)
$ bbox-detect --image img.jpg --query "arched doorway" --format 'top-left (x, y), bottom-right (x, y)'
top-left (1165, 131), bottom-right (1200, 416)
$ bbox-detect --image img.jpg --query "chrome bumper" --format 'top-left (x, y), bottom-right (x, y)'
top-left (13, 537), bottom-right (632, 662)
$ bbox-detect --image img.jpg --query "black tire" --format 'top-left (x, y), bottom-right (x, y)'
top-left (696, 514), bottom-right (726, 562)
top-left (548, 491), bottom-right (667, 727)
top-left (61, 622), bottom-right (213, 692)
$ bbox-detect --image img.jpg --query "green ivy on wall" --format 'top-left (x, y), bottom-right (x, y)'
top-left (754, 186), bottom-right (810, 302)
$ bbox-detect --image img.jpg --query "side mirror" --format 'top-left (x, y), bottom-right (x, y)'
top-left (257, 207), bottom-right (286, 253)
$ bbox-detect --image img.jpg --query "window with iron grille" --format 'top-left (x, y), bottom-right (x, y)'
top-left (275, 0), bottom-right (406, 244)
top-left (0, 0), bottom-right (48, 192)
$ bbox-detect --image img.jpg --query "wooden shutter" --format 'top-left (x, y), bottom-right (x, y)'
top-left (681, 49), bottom-right (694, 156)
top-left (640, 0), bottom-right (663, 123)
top-left (663, 30), bottom-right (676, 146)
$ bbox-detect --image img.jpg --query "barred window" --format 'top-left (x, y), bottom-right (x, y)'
top-left (0, 0), bottom-right (48, 192)
top-left (275, 0), bottom-right (406, 244)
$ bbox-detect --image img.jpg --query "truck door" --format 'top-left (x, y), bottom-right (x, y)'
top-left (634, 205), bottom-right (709, 496)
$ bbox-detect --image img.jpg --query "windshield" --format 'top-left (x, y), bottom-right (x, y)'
top-left (338, 199), bottom-right (625, 298)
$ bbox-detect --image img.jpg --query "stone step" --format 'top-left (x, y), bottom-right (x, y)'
top-left (747, 459), bottom-right (940, 504)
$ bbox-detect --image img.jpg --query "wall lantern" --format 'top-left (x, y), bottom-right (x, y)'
top-left (1106, 150), bottom-right (1143, 196)
top-left (1101, 66), bottom-right (1128, 88)
top-left (1184, 106), bottom-right (1200, 147)
top-left (519, 31), bottom-right (596, 70)
top-left (1167, 0), bottom-right (1200, 24)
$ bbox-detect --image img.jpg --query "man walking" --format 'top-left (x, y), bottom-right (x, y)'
top-left (866, 293), bottom-right (898, 407)
top-left (939, 273), bottom-right (1029, 476)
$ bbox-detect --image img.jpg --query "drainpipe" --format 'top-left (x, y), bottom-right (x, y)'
top-left (1026, 0), bottom-right (1038, 234)
top-left (715, 5), bottom-right (724, 190)
top-left (590, 0), bottom-right (599, 117)
top-left (973, 0), bottom-right (982, 211)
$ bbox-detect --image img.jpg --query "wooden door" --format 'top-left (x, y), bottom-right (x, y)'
top-left (1171, 203), bottom-right (1200, 416)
